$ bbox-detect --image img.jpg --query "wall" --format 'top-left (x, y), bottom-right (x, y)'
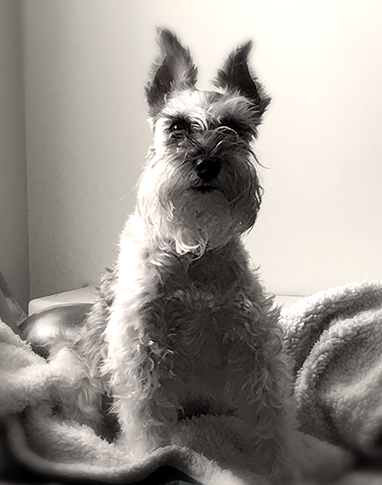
top-left (23, 0), bottom-right (382, 299)
top-left (0, 0), bottom-right (29, 309)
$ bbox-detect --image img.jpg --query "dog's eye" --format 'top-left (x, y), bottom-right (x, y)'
top-left (219, 118), bottom-right (251, 138)
top-left (169, 121), bottom-right (189, 140)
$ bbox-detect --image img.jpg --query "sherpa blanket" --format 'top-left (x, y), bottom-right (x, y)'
top-left (1, 280), bottom-right (382, 484)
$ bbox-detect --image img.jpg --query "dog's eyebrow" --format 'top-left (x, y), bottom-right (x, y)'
top-left (165, 115), bottom-right (191, 128)
top-left (214, 115), bottom-right (254, 136)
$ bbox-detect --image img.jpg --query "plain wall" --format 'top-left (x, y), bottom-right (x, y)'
top-left (0, 0), bottom-right (29, 309)
top-left (23, 0), bottom-right (382, 299)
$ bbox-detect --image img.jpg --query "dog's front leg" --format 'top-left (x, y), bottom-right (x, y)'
top-left (104, 296), bottom-right (178, 458)
top-left (102, 233), bottom-right (178, 459)
top-left (226, 309), bottom-right (299, 484)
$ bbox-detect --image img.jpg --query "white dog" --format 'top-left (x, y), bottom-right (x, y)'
top-left (49, 29), bottom-right (301, 484)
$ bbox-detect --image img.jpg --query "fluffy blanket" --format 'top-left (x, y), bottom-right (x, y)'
top-left (282, 280), bottom-right (382, 458)
top-left (1, 280), bottom-right (382, 484)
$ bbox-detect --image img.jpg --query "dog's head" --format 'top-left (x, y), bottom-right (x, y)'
top-left (137, 29), bottom-right (270, 255)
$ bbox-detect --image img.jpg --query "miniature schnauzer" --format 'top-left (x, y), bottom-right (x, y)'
top-left (51, 29), bottom-right (299, 483)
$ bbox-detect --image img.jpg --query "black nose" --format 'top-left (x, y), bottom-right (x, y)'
top-left (195, 157), bottom-right (221, 182)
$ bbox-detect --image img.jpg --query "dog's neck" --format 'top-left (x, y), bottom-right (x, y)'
top-left (119, 212), bottom-right (252, 297)
top-left (149, 237), bottom-right (251, 292)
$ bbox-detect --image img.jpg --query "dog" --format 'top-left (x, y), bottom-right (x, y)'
top-left (50, 29), bottom-right (299, 483)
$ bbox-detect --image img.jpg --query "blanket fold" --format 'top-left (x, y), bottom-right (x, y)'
top-left (281, 280), bottom-right (382, 457)
top-left (1, 280), bottom-right (382, 484)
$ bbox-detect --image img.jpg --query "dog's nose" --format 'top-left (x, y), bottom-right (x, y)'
top-left (195, 157), bottom-right (221, 182)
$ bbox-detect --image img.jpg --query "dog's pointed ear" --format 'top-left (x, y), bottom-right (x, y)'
top-left (214, 41), bottom-right (270, 116)
top-left (145, 29), bottom-right (198, 117)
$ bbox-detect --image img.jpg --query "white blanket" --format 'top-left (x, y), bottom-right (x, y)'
top-left (2, 280), bottom-right (382, 484)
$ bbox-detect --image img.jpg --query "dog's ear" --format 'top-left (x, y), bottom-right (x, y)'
top-left (214, 41), bottom-right (270, 116)
top-left (145, 29), bottom-right (198, 117)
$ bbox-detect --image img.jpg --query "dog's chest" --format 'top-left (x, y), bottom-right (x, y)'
top-left (138, 252), bottom-right (256, 406)
top-left (144, 251), bottom-right (249, 357)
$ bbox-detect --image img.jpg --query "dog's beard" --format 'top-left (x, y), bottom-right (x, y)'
top-left (165, 189), bottom-right (235, 254)
top-left (137, 150), bottom-right (260, 255)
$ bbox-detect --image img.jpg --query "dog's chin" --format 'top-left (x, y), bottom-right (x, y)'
top-left (175, 189), bottom-right (231, 228)
top-left (169, 224), bottom-right (235, 256)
